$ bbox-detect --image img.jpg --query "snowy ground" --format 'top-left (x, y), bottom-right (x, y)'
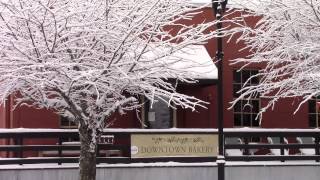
top-left (0, 161), bottom-right (319, 170)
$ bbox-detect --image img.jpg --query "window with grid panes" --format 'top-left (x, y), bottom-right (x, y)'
top-left (308, 97), bottom-right (320, 128)
top-left (233, 69), bottom-right (260, 127)
top-left (60, 116), bottom-right (77, 129)
top-left (60, 116), bottom-right (79, 142)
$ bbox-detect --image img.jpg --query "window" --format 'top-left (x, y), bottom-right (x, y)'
top-left (60, 116), bottom-right (77, 129)
top-left (308, 97), bottom-right (320, 128)
top-left (60, 116), bottom-right (79, 142)
top-left (144, 96), bottom-right (175, 129)
top-left (233, 69), bottom-right (260, 127)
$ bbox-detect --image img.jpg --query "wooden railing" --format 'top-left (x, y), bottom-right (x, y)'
top-left (0, 128), bottom-right (319, 165)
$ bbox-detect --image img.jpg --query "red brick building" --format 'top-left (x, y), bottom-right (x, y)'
top-left (0, 7), bottom-right (315, 131)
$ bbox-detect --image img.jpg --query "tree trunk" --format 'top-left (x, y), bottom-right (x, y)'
top-left (79, 125), bottom-right (97, 180)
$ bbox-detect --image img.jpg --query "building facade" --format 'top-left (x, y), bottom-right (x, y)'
top-left (0, 7), bottom-right (314, 131)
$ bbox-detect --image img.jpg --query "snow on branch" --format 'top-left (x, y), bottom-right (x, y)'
top-left (226, 0), bottom-right (320, 114)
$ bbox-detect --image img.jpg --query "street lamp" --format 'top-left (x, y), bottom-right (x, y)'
top-left (212, 1), bottom-right (228, 180)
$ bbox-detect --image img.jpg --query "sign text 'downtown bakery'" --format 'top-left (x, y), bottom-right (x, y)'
top-left (131, 134), bottom-right (218, 158)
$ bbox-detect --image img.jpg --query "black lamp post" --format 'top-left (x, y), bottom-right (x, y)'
top-left (212, 1), bottom-right (228, 180)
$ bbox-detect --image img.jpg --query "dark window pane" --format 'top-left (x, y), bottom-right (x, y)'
top-left (251, 75), bottom-right (259, 84)
top-left (70, 121), bottom-right (76, 126)
top-left (60, 116), bottom-right (79, 141)
top-left (251, 100), bottom-right (259, 113)
top-left (233, 84), bottom-right (242, 97)
top-left (242, 102), bottom-right (252, 113)
top-left (309, 114), bottom-right (316, 127)
top-left (148, 98), bottom-right (172, 129)
top-left (234, 114), bottom-right (242, 126)
top-left (60, 116), bottom-right (69, 126)
top-left (309, 100), bottom-right (316, 113)
top-left (233, 70), bottom-right (241, 83)
top-left (250, 70), bottom-right (259, 84)
top-left (234, 101), bottom-right (241, 112)
top-left (60, 116), bottom-right (77, 128)
top-left (252, 114), bottom-right (260, 127)
top-left (243, 114), bottom-right (251, 126)
top-left (251, 70), bottom-right (259, 76)
top-left (61, 120), bottom-right (69, 127)
top-left (242, 70), bottom-right (250, 82)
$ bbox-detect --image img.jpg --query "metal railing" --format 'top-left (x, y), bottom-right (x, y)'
top-left (224, 128), bottom-right (320, 162)
top-left (0, 128), bottom-right (319, 165)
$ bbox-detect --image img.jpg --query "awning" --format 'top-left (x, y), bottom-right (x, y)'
top-left (151, 45), bottom-right (218, 85)
top-left (167, 45), bottom-right (217, 81)
top-left (141, 44), bottom-right (217, 85)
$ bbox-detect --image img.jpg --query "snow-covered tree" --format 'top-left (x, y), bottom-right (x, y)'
top-left (0, 0), bottom-right (220, 179)
top-left (227, 0), bottom-right (320, 114)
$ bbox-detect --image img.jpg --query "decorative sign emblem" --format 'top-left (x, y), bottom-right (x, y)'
top-left (131, 134), bottom-right (218, 158)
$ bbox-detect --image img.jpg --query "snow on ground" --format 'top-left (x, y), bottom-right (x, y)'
top-left (0, 161), bottom-right (320, 170)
